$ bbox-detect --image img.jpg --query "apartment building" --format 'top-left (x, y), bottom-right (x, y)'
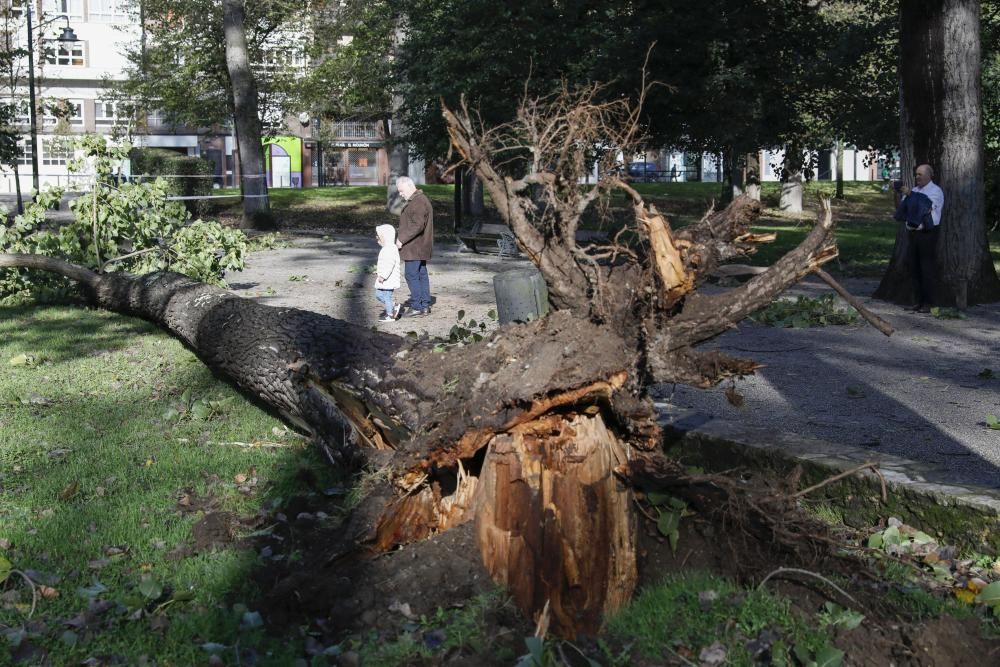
top-left (1, 0), bottom-right (402, 194)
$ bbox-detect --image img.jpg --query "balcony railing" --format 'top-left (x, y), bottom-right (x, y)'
top-left (329, 121), bottom-right (379, 140)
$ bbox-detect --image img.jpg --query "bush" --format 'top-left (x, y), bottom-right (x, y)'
top-left (129, 147), bottom-right (215, 215)
top-left (0, 136), bottom-right (247, 303)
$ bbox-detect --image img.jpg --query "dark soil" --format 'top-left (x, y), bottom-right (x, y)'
top-left (212, 468), bottom-right (1000, 666)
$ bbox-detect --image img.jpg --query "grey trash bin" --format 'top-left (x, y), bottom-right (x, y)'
top-left (493, 267), bottom-right (550, 325)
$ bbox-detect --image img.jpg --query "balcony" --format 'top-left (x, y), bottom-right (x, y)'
top-left (329, 121), bottom-right (379, 141)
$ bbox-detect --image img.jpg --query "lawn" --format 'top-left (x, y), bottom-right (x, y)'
top-left (0, 304), bottom-right (343, 664)
top-left (208, 180), bottom-right (1000, 278)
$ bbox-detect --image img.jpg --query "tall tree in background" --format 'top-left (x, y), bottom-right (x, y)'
top-left (983, 1), bottom-right (1000, 231)
top-left (222, 0), bottom-right (272, 230)
top-left (113, 0), bottom-right (316, 229)
top-left (304, 0), bottom-right (410, 212)
top-left (0, 5), bottom-right (27, 213)
top-left (874, 0), bottom-right (1000, 306)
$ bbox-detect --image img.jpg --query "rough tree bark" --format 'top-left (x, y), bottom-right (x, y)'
top-left (779, 143), bottom-right (804, 213)
top-left (223, 0), bottom-right (274, 231)
top-left (874, 0), bottom-right (1000, 306)
top-left (0, 84), bottom-right (876, 638)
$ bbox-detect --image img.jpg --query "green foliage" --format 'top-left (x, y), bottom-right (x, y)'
top-left (750, 294), bottom-right (858, 328)
top-left (929, 307), bottom-right (967, 320)
top-left (645, 491), bottom-right (688, 553)
top-left (606, 571), bottom-right (832, 665)
top-left (128, 147), bottom-right (214, 214)
top-left (447, 308), bottom-right (497, 344)
top-left (815, 601), bottom-right (865, 631)
top-left (0, 135), bottom-right (247, 302)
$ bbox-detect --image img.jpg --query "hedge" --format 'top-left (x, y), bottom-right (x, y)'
top-left (128, 147), bottom-right (214, 215)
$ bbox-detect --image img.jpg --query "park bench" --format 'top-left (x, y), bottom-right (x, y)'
top-left (458, 222), bottom-right (610, 258)
top-left (457, 222), bottom-right (521, 258)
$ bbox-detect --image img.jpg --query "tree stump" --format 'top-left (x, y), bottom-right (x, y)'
top-left (475, 410), bottom-right (636, 637)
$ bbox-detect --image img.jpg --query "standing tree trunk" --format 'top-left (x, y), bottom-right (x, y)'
top-left (745, 151), bottom-right (761, 201)
top-left (724, 147), bottom-right (743, 203)
top-left (384, 115), bottom-right (408, 215)
top-left (779, 144), bottom-right (804, 213)
top-left (453, 164), bottom-right (463, 232)
top-left (461, 170), bottom-right (484, 216)
top-left (222, 0), bottom-right (274, 231)
top-left (874, 0), bottom-right (1000, 306)
top-left (835, 139), bottom-right (845, 200)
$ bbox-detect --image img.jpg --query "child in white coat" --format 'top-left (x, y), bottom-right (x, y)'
top-left (375, 224), bottom-right (402, 322)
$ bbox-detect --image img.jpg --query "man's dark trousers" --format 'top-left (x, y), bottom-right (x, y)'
top-left (404, 260), bottom-right (431, 312)
top-left (907, 226), bottom-right (939, 306)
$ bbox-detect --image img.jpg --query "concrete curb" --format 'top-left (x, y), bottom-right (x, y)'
top-left (658, 403), bottom-right (1000, 551)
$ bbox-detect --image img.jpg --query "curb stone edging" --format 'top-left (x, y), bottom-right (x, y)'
top-left (657, 403), bottom-right (1000, 552)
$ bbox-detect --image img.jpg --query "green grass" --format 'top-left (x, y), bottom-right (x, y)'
top-left (209, 184), bottom-right (460, 233)
top-left (0, 304), bottom-right (341, 664)
top-left (209, 181), bottom-right (1000, 278)
top-left (606, 571), bottom-right (837, 666)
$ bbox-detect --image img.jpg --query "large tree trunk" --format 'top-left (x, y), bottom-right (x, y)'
top-left (223, 0), bottom-right (274, 231)
top-left (874, 0), bottom-right (1000, 306)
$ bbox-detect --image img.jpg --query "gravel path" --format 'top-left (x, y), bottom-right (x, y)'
top-left (227, 233), bottom-right (529, 340)
top-left (229, 234), bottom-right (1000, 489)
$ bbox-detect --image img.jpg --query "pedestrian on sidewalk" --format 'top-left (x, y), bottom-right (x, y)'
top-left (896, 163), bottom-right (944, 313)
top-left (395, 176), bottom-right (434, 316)
top-left (374, 224), bottom-right (402, 322)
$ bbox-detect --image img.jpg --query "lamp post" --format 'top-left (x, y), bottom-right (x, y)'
top-left (25, 5), bottom-right (78, 196)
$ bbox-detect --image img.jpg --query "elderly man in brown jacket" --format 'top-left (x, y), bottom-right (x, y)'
top-left (394, 176), bottom-right (434, 316)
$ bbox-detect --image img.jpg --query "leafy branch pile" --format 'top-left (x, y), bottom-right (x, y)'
top-left (0, 136), bottom-right (247, 303)
top-left (750, 295), bottom-right (858, 328)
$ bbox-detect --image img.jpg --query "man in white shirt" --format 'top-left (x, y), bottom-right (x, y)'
top-left (900, 163), bottom-right (944, 312)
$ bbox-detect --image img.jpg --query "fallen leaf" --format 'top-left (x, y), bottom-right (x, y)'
top-left (58, 482), bottom-right (80, 502)
top-left (388, 600), bottom-right (416, 619)
top-left (699, 642), bottom-right (728, 665)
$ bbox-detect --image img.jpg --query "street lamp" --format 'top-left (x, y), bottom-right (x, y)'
top-left (25, 5), bottom-right (78, 196)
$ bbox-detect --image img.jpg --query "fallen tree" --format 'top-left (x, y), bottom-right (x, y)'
top-left (0, 83), bottom-right (891, 637)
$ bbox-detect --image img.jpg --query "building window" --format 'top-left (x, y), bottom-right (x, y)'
top-left (16, 137), bottom-right (32, 166)
top-left (42, 99), bottom-right (83, 127)
top-left (42, 0), bottom-right (83, 19)
top-left (44, 41), bottom-right (85, 67)
top-left (9, 1), bottom-right (26, 18)
top-left (89, 0), bottom-right (129, 22)
top-left (95, 100), bottom-right (119, 125)
top-left (41, 137), bottom-right (72, 166)
top-left (146, 108), bottom-right (166, 127)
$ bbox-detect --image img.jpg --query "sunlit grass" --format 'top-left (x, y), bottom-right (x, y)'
top-left (0, 305), bottom-right (339, 664)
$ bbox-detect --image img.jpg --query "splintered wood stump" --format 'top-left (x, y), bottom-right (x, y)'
top-left (475, 411), bottom-right (637, 637)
